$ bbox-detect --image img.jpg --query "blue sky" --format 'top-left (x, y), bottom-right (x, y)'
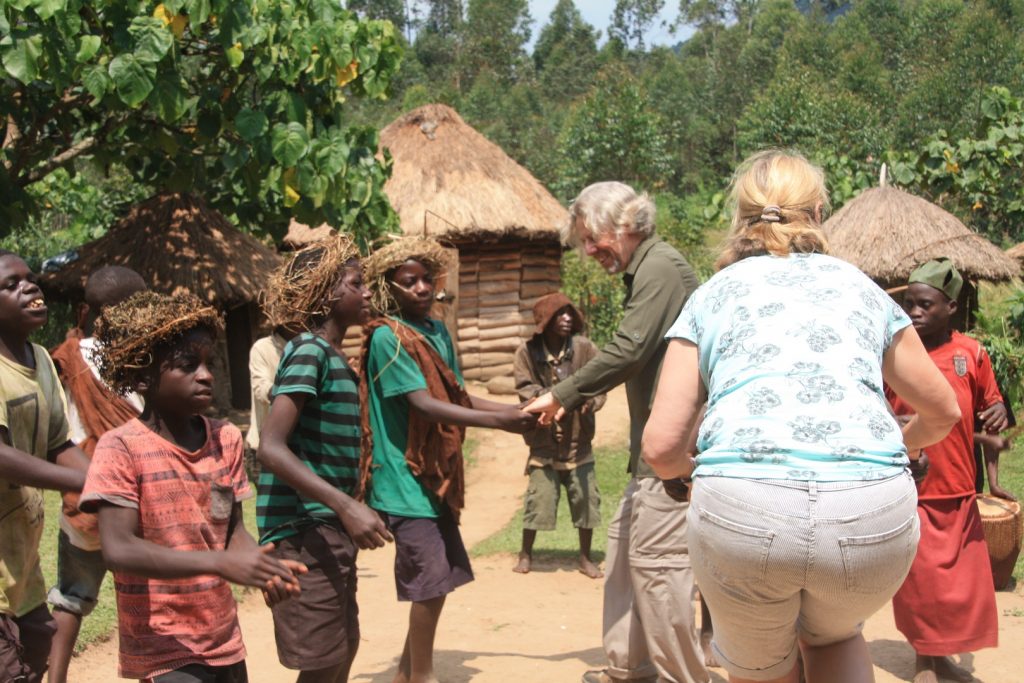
top-left (526, 0), bottom-right (690, 48)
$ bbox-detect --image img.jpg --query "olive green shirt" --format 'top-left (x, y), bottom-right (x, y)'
top-left (551, 235), bottom-right (699, 477)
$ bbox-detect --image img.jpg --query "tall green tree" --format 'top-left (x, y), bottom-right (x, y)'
top-left (610, 0), bottom-right (665, 51)
top-left (1, 0), bottom-right (403, 241)
top-left (347, 0), bottom-right (410, 38)
top-left (460, 0), bottom-right (531, 87)
top-left (533, 0), bottom-right (600, 101)
top-left (413, 0), bottom-right (464, 90)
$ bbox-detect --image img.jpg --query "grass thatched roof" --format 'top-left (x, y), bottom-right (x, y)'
top-left (379, 103), bottom-right (567, 240)
top-left (282, 218), bottom-right (337, 251)
top-left (823, 186), bottom-right (1019, 286)
top-left (43, 192), bottom-right (281, 308)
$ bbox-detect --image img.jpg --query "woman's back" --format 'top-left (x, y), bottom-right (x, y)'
top-left (671, 252), bottom-right (912, 480)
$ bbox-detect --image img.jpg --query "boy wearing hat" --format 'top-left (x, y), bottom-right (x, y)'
top-left (513, 293), bottom-right (606, 578)
top-left (887, 258), bottom-right (1007, 683)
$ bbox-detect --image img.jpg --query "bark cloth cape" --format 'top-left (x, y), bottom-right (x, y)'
top-left (358, 317), bottom-right (472, 521)
top-left (50, 327), bottom-right (140, 535)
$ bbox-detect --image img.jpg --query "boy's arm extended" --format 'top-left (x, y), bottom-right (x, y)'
top-left (0, 428), bottom-right (84, 492)
top-left (407, 390), bottom-right (537, 434)
top-left (96, 501), bottom-right (296, 587)
top-left (977, 432), bottom-right (1016, 501)
top-left (257, 393), bottom-right (392, 550)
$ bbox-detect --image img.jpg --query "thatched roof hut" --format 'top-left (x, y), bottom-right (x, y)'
top-left (823, 185), bottom-right (1019, 288)
top-left (379, 104), bottom-right (569, 384)
top-left (42, 192), bottom-right (282, 410)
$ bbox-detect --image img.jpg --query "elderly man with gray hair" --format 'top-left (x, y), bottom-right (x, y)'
top-left (526, 181), bottom-right (706, 683)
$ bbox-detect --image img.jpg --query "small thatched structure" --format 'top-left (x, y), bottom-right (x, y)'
top-left (282, 218), bottom-right (336, 251)
top-left (42, 192), bottom-right (282, 410)
top-left (380, 103), bottom-right (568, 382)
top-left (824, 180), bottom-right (1019, 329)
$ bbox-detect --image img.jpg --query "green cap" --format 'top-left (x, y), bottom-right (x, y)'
top-left (908, 257), bottom-right (963, 300)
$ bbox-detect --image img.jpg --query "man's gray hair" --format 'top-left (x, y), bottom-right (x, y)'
top-left (562, 181), bottom-right (657, 247)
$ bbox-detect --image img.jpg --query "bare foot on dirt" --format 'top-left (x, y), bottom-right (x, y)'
top-left (513, 552), bottom-right (531, 574)
top-left (913, 655), bottom-right (940, 683)
top-left (934, 655), bottom-right (974, 682)
top-left (700, 632), bottom-right (720, 668)
top-left (578, 556), bottom-right (604, 579)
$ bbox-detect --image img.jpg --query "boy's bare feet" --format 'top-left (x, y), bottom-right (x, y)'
top-left (700, 632), bottom-right (720, 667)
top-left (513, 552), bottom-right (531, 574)
top-left (578, 556), bottom-right (603, 579)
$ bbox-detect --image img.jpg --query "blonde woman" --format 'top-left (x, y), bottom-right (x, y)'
top-left (642, 151), bottom-right (961, 683)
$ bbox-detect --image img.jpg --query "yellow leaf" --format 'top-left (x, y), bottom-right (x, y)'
top-left (335, 59), bottom-right (359, 87)
top-left (945, 161), bottom-right (960, 173)
top-left (153, 3), bottom-right (173, 24)
top-left (973, 200), bottom-right (984, 210)
top-left (170, 14), bottom-right (188, 39)
top-left (283, 168), bottom-right (300, 207)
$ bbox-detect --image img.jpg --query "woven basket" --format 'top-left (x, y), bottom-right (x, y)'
top-left (976, 494), bottom-right (1022, 590)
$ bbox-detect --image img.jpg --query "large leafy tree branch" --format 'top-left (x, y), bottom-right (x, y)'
top-left (1, 0), bottom-right (403, 241)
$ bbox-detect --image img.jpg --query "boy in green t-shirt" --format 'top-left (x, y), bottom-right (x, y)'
top-left (0, 250), bottom-right (89, 682)
top-left (257, 237), bottom-right (392, 683)
top-left (360, 237), bottom-right (536, 683)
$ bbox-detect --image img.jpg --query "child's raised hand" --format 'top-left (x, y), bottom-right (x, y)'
top-left (217, 542), bottom-right (301, 589)
top-left (339, 501), bottom-right (393, 550)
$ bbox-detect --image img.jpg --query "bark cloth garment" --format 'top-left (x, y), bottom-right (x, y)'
top-left (358, 317), bottom-right (472, 521)
top-left (50, 328), bottom-right (140, 541)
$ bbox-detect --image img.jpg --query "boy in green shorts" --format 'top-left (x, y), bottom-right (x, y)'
top-left (359, 237), bottom-right (537, 683)
top-left (258, 236), bottom-right (392, 683)
top-left (0, 249), bottom-right (88, 683)
top-left (512, 292), bottom-right (605, 579)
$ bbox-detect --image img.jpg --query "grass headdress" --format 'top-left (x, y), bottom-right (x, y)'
top-left (263, 234), bottom-right (362, 330)
top-left (93, 290), bottom-right (222, 395)
top-left (363, 236), bottom-right (452, 315)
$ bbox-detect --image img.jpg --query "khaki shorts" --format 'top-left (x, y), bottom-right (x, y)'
top-left (522, 462), bottom-right (600, 531)
top-left (688, 472), bottom-right (919, 681)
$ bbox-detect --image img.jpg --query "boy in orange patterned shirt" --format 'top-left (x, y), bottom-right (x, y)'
top-left (80, 292), bottom-right (303, 682)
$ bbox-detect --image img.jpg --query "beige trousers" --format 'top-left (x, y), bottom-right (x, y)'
top-left (602, 477), bottom-right (708, 683)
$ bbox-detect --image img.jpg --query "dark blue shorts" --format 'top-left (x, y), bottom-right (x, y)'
top-left (386, 506), bottom-right (473, 602)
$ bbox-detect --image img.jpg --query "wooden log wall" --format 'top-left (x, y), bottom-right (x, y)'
top-left (457, 240), bottom-right (562, 381)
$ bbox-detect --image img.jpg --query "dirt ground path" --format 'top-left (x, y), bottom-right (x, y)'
top-left (69, 386), bottom-right (1024, 682)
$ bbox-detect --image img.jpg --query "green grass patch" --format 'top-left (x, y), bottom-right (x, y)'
top-left (39, 491), bottom-right (260, 653)
top-left (471, 446), bottom-right (632, 562)
top-left (992, 433), bottom-right (1024, 584)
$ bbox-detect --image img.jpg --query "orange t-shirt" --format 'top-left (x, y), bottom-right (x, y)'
top-left (81, 417), bottom-right (252, 680)
top-left (887, 331), bottom-right (1003, 500)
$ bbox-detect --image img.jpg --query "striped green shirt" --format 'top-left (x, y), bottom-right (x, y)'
top-left (256, 332), bottom-right (360, 544)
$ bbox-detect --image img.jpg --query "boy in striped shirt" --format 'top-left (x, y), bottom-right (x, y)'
top-left (257, 237), bottom-right (392, 683)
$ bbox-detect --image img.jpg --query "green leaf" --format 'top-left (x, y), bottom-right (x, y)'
top-left (152, 78), bottom-right (188, 123)
top-left (81, 63), bottom-right (110, 100)
top-left (235, 109), bottom-right (268, 142)
top-left (197, 109), bottom-right (221, 139)
top-left (76, 35), bottom-right (101, 63)
top-left (108, 53), bottom-right (155, 107)
top-left (271, 122), bottom-right (309, 166)
top-left (2, 35), bottom-right (42, 83)
top-left (226, 44), bottom-right (244, 68)
top-left (32, 0), bottom-right (66, 21)
top-left (129, 17), bottom-right (174, 63)
top-left (185, 0), bottom-right (212, 28)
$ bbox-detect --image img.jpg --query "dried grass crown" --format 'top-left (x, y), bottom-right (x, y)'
top-left (363, 237), bottom-right (453, 315)
top-left (93, 290), bottom-right (222, 395)
top-left (263, 234), bottom-right (362, 330)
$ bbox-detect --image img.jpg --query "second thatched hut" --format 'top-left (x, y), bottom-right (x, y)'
top-left (42, 192), bottom-right (282, 410)
top-left (823, 182), bottom-right (1019, 328)
top-left (379, 103), bottom-right (568, 382)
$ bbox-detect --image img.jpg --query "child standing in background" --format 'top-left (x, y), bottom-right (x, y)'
top-left (513, 292), bottom-right (605, 578)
